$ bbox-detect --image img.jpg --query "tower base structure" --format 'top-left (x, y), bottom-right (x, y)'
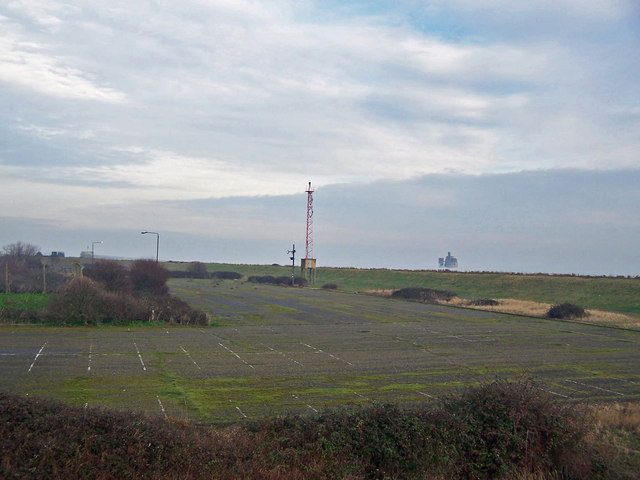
top-left (301, 258), bottom-right (316, 284)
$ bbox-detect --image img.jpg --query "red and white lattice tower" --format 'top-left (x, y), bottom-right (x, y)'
top-left (301, 182), bottom-right (316, 283)
top-left (305, 182), bottom-right (314, 260)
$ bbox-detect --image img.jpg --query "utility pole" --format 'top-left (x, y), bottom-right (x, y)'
top-left (287, 244), bottom-right (296, 286)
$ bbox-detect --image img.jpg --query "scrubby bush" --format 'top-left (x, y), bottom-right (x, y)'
top-left (46, 278), bottom-right (108, 325)
top-left (129, 259), bottom-right (169, 296)
top-left (211, 271), bottom-right (243, 280)
top-left (0, 379), bottom-right (617, 480)
top-left (391, 287), bottom-right (455, 303)
top-left (547, 302), bottom-right (587, 319)
top-left (84, 260), bottom-right (132, 294)
top-left (153, 296), bottom-right (208, 325)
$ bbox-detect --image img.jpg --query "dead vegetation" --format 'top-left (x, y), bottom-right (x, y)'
top-left (366, 290), bottom-right (640, 330)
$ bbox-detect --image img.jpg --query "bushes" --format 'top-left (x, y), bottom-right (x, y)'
top-left (43, 260), bottom-right (208, 326)
top-left (391, 287), bottom-right (456, 303)
top-left (186, 261), bottom-right (209, 279)
top-left (547, 302), bottom-right (587, 319)
top-left (0, 379), bottom-right (615, 479)
top-left (84, 260), bottom-right (132, 294)
top-left (130, 259), bottom-right (169, 296)
top-left (211, 271), bottom-right (243, 280)
top-left (247, 275), bottom-right (307, 286)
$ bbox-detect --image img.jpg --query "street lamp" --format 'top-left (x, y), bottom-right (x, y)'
top-left (91, 241), bottom-right (103, 263)
top-left (141, 231), bottom-right (159, 263)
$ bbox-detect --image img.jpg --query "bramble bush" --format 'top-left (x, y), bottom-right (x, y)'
top-left (0, 378), bottom-right (618, 479)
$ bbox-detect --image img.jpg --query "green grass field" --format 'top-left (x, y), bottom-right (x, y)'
top-left (0, 293), bottom-right (49, 311)
top-left (168, 262), bottom-right (640, 316)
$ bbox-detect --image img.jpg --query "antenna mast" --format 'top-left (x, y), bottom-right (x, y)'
top-left (305, 182), bottom-right (314, 260)
top-left (301, 182), bottom-right (316, 283)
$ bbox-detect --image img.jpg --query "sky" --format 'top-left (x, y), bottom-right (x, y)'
top-left (1, 0), bottom-right (639, 275)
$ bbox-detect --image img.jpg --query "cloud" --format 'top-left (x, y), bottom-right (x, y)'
top-left (0, 18), bottom-right (126, 102)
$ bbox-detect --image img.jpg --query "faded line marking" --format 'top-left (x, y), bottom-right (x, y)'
top-left (291, 394), bottom-right (318, 413)
top-left (540, 387), bottom-right (569, 398)
top-left (156, 395), bottom-right (168, 419)
top-left (28, 342), bottom-right (47, 372)
top-left (264, 344), bottom-right (303, 366)
top-left (301, 343), bottom-right (353, 366)
top-left (565, 379), bottom-right (624, 396)
top-left (133, 341), bottom-right (146, 371)
top-left (88, 343), bottom-right (93, 372)
top-left (236, 406), bottom-right (247, 418)
top-left (180, 346), bottom-right (201, 370)
top-left (219, 343), bottom-right (254, 369)
top-left (418, 391), bottom-right (434, 398)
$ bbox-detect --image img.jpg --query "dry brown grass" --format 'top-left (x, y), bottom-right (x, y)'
top-left (450, 297), bottom-right (640, 330)
top-left (366, 289), bottom-right (640, 330)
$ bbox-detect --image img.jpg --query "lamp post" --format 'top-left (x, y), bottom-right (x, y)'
top-left (141, 231), bottom-right (159, 263)
top-left (91, 241), bottom-right (103, 263)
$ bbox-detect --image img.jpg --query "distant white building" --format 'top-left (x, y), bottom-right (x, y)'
top-left (438, 252), bottom-right (458, 269)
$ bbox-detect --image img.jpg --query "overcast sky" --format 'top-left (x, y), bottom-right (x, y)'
top-left (1, 1), bottom-right (639, 275)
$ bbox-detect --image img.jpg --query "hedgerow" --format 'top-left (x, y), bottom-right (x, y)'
top-left (1, 379), bottom-right (616, 479)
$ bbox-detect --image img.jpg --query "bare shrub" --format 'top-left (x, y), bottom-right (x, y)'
top-left (322, 283), bottom-right (338, 290)
top-left (547, 302), bottom-right (587, 319)
top-left (84, 260), bottom-right (132, 294)
top-left (129, 259), bottom-right (169, 296)
top-left (46, 278), bottom-right (108, 326)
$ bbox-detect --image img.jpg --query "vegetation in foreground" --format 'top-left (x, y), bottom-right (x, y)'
top-left (2, 379), bottom-right (638, 480)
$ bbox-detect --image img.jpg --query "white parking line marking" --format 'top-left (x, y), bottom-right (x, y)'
top-left (88, 343), bottom-right (93, 372)
top-left (133, 341), bottom-right (146, 371)
top-left (180, 345), bottom-right (201, 370)
top-left (302, 343), bottom-right (353, 366)
top-left (418, 391), bottom-right (434, 398)
top-left (156, 395), bottom-right (168, 419)
top-left (219, 343), bottom-right (254, 369)
top-left (565, 379), bottom-right (624, 396)
top-left (264, 345), bottom-right (303, 366)
top-left (236, 406), bottom-right (247, 418)
top-left (28, 342), bottom-right (47, 372)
